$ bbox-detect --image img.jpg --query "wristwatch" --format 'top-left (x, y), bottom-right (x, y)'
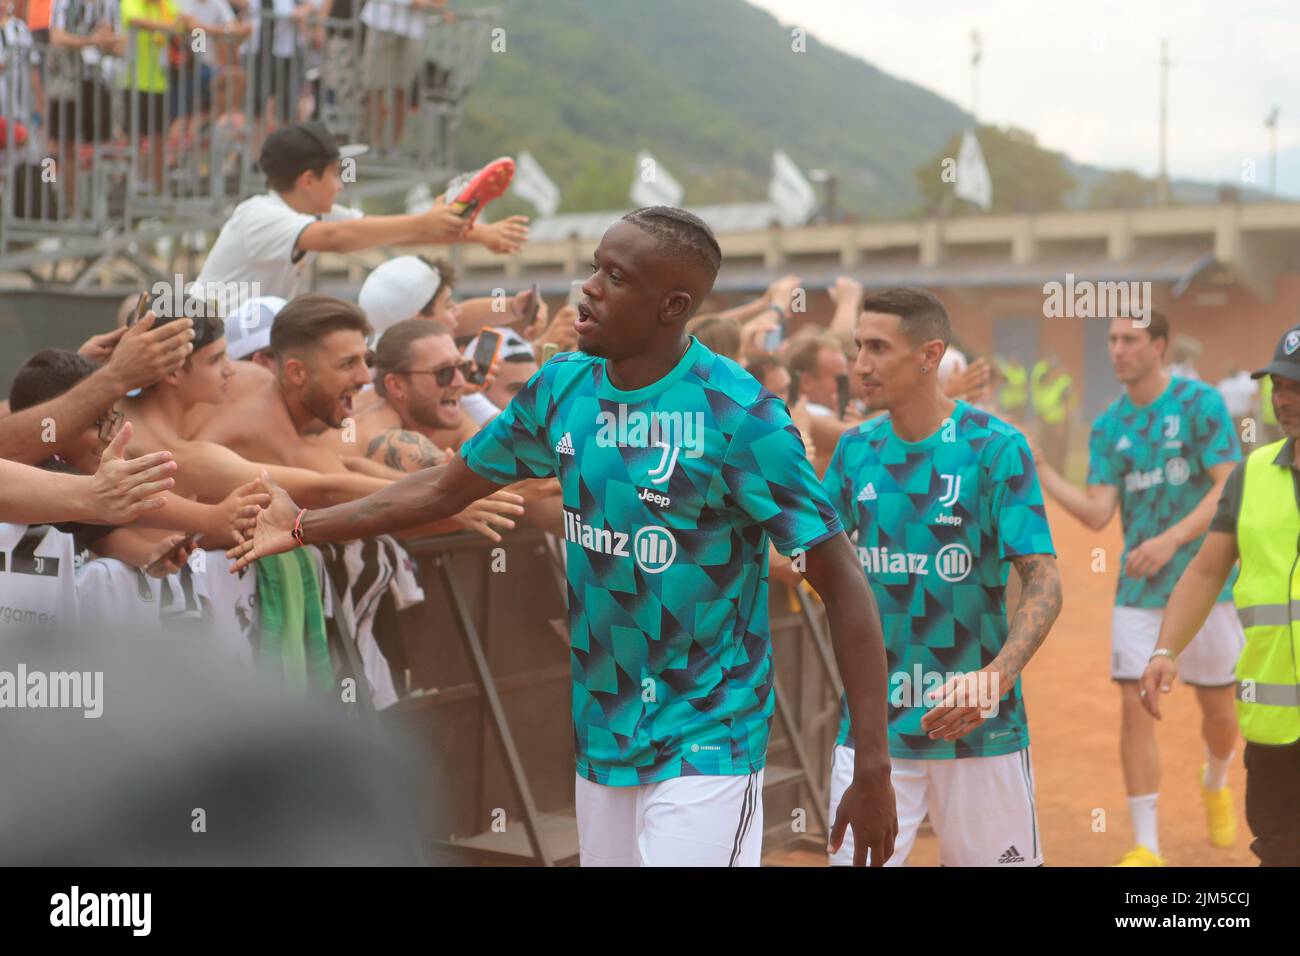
top-left (1148, 648), bottom-right (1176, 661)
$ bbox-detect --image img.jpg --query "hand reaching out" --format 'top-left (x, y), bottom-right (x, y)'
top-left (90, 421), bottom-right (178, 524)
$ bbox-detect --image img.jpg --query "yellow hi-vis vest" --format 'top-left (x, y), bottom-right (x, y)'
top-left (1000, 361), bottom-right (1028, 411)
top-left (1031, 360), bottom-right (1070, 425)
top-left (1232, 439), bottom-right (1300, 744)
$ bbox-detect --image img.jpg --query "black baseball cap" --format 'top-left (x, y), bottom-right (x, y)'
top-left (1251, 324), bottom-right (1300, 382)
top-left (258, 121), bottom-right (368, 182)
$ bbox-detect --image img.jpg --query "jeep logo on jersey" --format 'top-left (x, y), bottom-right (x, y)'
top-left (935, 543), bottom-right (973, 582)
top-left (1164, 456), bottom-right (1190, 486)
top-left (638, 487), bottom-right (671, 509)
top-left (633, 526), bottom-right (676, 573)
top-left (938, 474), bottom-right (961, 508)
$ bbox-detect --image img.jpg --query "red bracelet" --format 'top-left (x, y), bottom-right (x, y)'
top-left (291, 508), bottom-right (307, 546)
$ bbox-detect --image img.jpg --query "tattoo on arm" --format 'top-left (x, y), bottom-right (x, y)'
top-left (996, 554), bottom-right (1063, 681)
top-left (368, 429), bottom-right (443, 473)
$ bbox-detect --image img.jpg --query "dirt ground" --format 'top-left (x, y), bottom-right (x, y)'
top-left (769, 499), bottom-right (1255, 868)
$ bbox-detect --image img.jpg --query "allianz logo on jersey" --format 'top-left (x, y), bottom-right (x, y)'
top-left (1124, 456), bottom-right (1190, 492)
top-left (562, 510), bottom-right (677, 573)
top-left (857, 543), bottom-right (974, 582)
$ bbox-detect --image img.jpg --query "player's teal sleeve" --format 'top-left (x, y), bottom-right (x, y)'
top-left (1085, 416), bottom-right (1116, 486)
top-left (820, 435), bottom-right (858, 535)
top-left (460, 370), bottom-right (556, 483)
top-left (721, 395), bottom-right (842, 556)
top-left (990, 432), bottom-right (1056, 559)
top-left (1193, 386), bottom-right (1242, 471)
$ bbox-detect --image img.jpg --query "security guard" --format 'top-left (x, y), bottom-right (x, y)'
top-left (997, 356), bottom-right (1028, 421)
top-left (1031, 355), bottom-right (1073, 471)
top-left (1141, 324), bottom-right (1300, 866)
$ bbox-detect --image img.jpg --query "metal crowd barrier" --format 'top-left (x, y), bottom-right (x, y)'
top-left (0, 3), bottom-right (498, 262)
top-left (392, 529), bottom-right (844, 866)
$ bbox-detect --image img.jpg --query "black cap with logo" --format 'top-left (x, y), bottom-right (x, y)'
top-left (1251, 324), bottom-right (1300, 382)
top-left (258, 121), bottom-right (368, 182)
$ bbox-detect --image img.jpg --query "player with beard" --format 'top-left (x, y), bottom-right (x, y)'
top-left (821, 287), bottom-right (1062, 867)
top-left (227, 206), bottom-right (897, 867)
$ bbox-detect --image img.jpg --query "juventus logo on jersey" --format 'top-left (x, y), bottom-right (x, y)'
top-left (1163, 415), bottom-right (1180, 440)
top-left (647, 441), bottom-right (679, 485)
top-left (938, 474), bottom-right (961, 508)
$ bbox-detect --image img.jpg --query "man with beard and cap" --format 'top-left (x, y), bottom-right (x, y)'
top-left (1141, 323), bottom-right (1300, 867)
top-left (228, 205), bottom-right (897, 868)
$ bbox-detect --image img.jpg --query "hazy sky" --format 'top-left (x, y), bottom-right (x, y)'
top-left (749, 0), bottom-right (1300, 194)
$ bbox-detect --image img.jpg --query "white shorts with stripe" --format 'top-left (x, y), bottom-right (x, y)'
top-left (828, 744), bottom-right (1042, 866)
top-left (1111, 602), bottom-right (1244, 686)
top-left (574, 770), bottom-right (763, 867)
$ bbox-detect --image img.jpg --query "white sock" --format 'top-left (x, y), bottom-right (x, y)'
top-left (1128, 793), bottom-right (1160, 855)
top-left (1203, 748), bottom-right (1234, 791)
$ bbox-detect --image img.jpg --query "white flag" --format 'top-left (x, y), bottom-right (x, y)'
top-left (629, 151), bottom-right (684, 208)
top-left (954, 130), bottom-right (992, 211)
top-left (768, 150), bottom-right (817, 227)
top-left (510, 151), bottom-right (561, 218)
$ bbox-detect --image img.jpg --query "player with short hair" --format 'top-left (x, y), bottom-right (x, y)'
top-left (1033, 312), bottom-right (1243, 866)
top-left (823, 286), bottom-right (1062, 866)
top-left (228, 205), bottom-right (899, 867)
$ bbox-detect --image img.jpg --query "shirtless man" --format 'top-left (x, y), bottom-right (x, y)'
top-left (347, 319), bottom-right (562, 530)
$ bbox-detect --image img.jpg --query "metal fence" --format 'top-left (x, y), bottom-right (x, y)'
top-left (0, 2), bottom-right (497, 262)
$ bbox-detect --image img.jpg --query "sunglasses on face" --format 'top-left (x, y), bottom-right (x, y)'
top-left (401, 360), bottom-right (474, 387)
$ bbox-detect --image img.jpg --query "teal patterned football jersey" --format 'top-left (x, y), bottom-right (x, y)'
top-left (1086, 377), bottom-right (1240, 608)
top-left (823, 401), bottom-right (1055, 760)
top-left (461, 336), bottom-right (843, 785)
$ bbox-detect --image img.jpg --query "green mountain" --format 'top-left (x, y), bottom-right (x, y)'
top-left (453, 0), bottom-right (972, 219)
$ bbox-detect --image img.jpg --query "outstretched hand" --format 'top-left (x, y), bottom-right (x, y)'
top-left (226, 471), bottom-right (300, 572)
top-left (453, 489), bottom-right (526, 542)
top-left (90, 421), bottom-right (177, 524)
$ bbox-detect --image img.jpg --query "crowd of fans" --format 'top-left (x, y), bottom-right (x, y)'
top-left (0, 0), bottom-right (458, 218)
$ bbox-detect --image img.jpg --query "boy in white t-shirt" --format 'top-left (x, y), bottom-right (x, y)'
top-left (194, 120), bottom-right (526, 301)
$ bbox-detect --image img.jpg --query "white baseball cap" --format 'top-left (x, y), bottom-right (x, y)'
top-left (223, 296), bottom-right (287, 360)
top-left (938, 346), bottom-right (968, 386)
top-left (358, 256), bottom-right (442, 339)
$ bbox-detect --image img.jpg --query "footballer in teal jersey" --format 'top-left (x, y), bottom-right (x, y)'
top-left (1087, 376), bottom-right (1240, 608)
top-left (824, 286), bottom-right (1060, 867)
top-left (230, 208), bottom-right (897, 866)
top-left (462, 334), bottom-right (844, 784)
top-left (1033, 315), bottom-right (1243, 866)
top-left (823, 400), bottom-right (1056, 760)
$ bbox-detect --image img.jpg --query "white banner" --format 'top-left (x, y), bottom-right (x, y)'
top-left (768, 149), bottom-right (817, 227)
top-left (954, 130), bottom-right (993, 211)
top-left (629, 151), bottom-right (684, 208)
top-left (510, 151), bottom-right (561, 218)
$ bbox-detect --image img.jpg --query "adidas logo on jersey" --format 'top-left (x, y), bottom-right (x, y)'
top-left (998, 845), bottom-right (1026, 864)
top-left (555, 432), bottom-right (576, 456)
top-left (1115, 435), bottom-right (1132, 451)
top-left (857, 483), bottom-right (877, 502)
